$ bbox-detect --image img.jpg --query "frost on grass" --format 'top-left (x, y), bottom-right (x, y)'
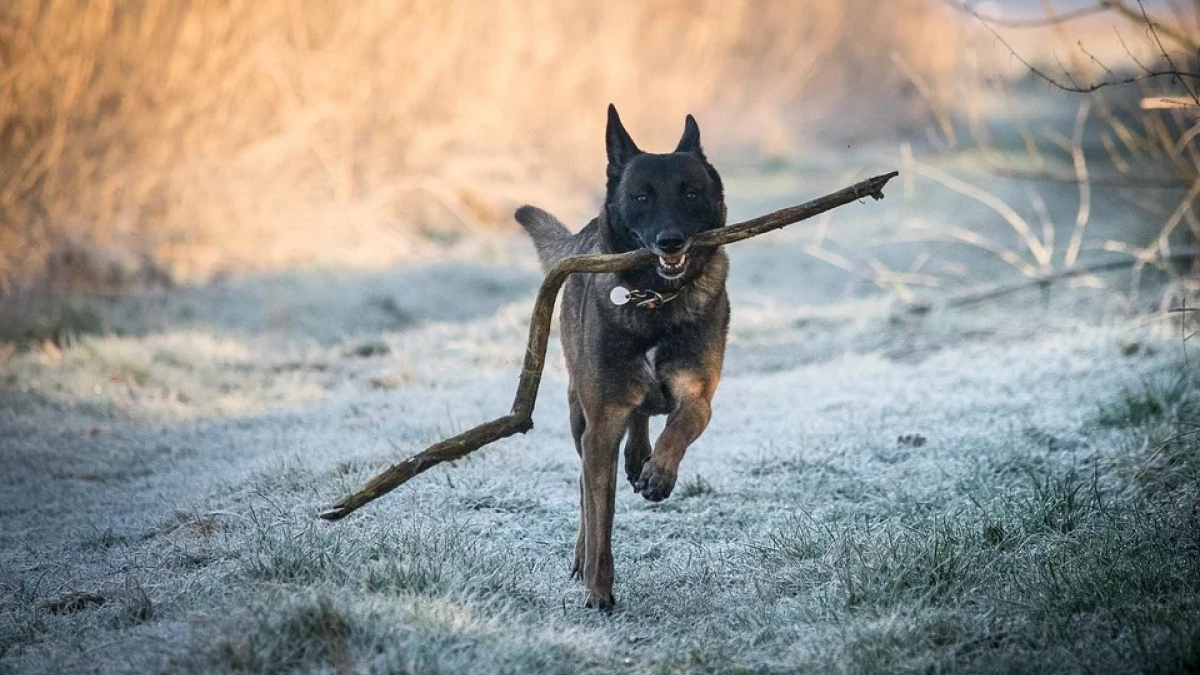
top-left (0, 332), bottom-right (330, 420)
top-left (4, 158), bottom-right (1200, 673)
top-left (6, 281), bottom-right (1197, 674)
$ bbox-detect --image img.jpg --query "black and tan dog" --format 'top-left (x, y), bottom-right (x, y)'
top-left (515, 105), bottom-right (729, 610)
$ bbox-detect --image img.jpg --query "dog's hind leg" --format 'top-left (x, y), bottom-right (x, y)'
top-left (623, 413), bottom-right (651, 490)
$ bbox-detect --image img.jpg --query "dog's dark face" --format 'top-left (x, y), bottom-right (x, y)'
top-left (603, 105), bottom-right (726, 283)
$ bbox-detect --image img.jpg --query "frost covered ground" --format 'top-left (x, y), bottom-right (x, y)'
top-left (3, 140), bottom-right (1200, 673)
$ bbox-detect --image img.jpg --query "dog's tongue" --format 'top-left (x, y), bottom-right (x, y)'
top-left (661, 253), bottom-right (684, 266)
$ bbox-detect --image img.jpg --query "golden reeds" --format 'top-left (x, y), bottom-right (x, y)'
top-left (0, 0), bottom-right (961, 291)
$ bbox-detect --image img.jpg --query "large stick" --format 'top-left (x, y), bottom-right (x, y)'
top-left (318, 171), bottom-right (899, 521)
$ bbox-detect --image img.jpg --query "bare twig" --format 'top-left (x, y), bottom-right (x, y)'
top-left (932, 246), bottom-right (1200, 309)
top-left (908, 160), bottom-right (1051, 270)
top-left (1103, 0), bottom-right (1200, 52)
top-left (945, 1), bottom-right (1110, 28)
top-left (977, 165), bottom-right (1189, 189)
top-left (318, 171), bottom-right (900, 521)
top-left (1131, 0), bottom-right (1199, 101)
top-left (956, 0), bottom-right (1200, 94)
top-left (948, 0), bottom-right (1197, 50)
top-left (1065, 99), bottom-right (1094, 267)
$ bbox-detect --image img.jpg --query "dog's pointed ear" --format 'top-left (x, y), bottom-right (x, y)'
top-left (605, 104), bottom-right (640, 173)
top-left (674, 114), bottom-right (704, 156)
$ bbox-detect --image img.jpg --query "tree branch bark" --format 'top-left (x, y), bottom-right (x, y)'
top-left (318, 171), bottom-right (899, 521)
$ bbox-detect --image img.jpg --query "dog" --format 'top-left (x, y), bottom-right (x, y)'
top-left (515, 105), bottom-right (729, 610)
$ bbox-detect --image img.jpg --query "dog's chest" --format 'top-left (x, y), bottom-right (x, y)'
top-left (634, 344), bottom-right (674, 415)
top-left (610, 297), bottom-right (699, 336)
top-left (642, 344), bottom-right (661, 375)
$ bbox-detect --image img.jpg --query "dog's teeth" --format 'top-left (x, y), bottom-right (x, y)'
top-left (658, 254), bottom-right (686, 270)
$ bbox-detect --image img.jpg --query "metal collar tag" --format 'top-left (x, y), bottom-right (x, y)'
top-left (609, 286), bottom-right (677, 310)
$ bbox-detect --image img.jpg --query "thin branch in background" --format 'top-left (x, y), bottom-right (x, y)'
top-left (938, 259), bottom-right (975, 284)
top-left (1100, 130), bottom-right (1134, 172)
top-left (1161, 0), bottom-right (1196, 36)
top-left (1066, 98), bottom-right (1093, 267)
top-left (809, 210), bottom-right (835, 249)
top-left (1185, 199), bottom-right (1200, 241)
top-left (1161, 297), bottom-right (1197, 364)
top-left (1055, 51), bottom-right (1091, 92)
top-left (891, 52), bottom-right (958, 147)
top-left (1100, 47), bottom-right (1154, 153)
top-left (1147, 176), bottom-right (1200, 256)
top-left (804, 238), bottom-right (945, 302)
top-left (1182, 296), bottom-right (1190, 366)
top-left (908, 160), bottom-right (1052, 270)
top-left (904, 223), bottom-right (1041, 276)
top-left (1135, 0), bottom-right (1199, 101)
top-left (1097, 238), bottom-right (1157, 296)
top-left (979, 165), bottom-right (1189, 188)
top-left (1024, 183), bottom-right (1056, 254)
top-left (910, 250), bottom-right (934, 275)
top-left (900, 143), bottom-right (917, 199)
top-left (935, 247), bottom-right (1200, 309)
top-left (865, 258), bottom-right (943, 303)
top-left (1177, 120), bottom-right (1200, 154)
top-left (1077, 40), bottom-right (1119, 83)
top-left (802, 242), bottom-right (859, 274)
top-left (1045, 0), bottom-right (1108, 95)
top-left (945, 1), bottom-right (1109, 27)
top-left (1117, 27), bottom-right (1159, 77)
top-left (1104, 0), bottom-right (1200, 52)
top-left (800, 239), bottom-right (940, 300)
top-left (956, 0), bottom-right (1200, 93)
top-left (1006, 83), bottom-right (1050, 168)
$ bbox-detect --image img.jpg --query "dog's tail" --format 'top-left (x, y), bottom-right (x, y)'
top-left (514, 205), bottom-right (574, 272)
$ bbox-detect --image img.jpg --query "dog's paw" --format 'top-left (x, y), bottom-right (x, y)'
top-left (634, 462), bottom-right (677, 502)
top-left (584, 590), bottom-right (616, 612)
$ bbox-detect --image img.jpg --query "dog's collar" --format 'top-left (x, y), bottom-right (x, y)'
top-left (609, 285), bottom-right (678, 310)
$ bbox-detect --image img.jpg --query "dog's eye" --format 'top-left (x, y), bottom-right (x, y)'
top-left (685, 190), bottom-right (699, 201)
top-left (635, 194), bottom-right (649, 204)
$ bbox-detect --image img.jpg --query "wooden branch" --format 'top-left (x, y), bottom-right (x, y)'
top-left (318, 171), bottom-right (899, 521)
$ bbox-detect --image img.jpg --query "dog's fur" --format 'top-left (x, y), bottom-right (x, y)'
top-left (515, 105), bottom-right (729, 610)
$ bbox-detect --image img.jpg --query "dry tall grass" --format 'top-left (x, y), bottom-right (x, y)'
top-left (0, 0), bottom-right (961, 292)
top-left (955, 1), bottom-right (1200, 298)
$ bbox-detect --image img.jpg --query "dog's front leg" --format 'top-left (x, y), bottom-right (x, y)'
top-left (579, 403), bottom-right (632, 610)
top-left (635, 371), bottom-right (717, 502)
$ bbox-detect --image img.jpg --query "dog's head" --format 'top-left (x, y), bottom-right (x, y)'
top-left (603, 105), bottom-right (726, 282)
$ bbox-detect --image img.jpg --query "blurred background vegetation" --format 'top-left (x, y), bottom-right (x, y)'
top-left (0, 0), bottom-right (1195, 329)
top-left (0, 0), bottom-right (957, 289)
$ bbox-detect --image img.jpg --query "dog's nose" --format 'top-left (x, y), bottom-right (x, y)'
top-left (656, 231), bottom-right (687, 254)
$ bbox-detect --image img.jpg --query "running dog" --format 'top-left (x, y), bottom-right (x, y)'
top-left (515, 105), bottom-right (729, 610)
